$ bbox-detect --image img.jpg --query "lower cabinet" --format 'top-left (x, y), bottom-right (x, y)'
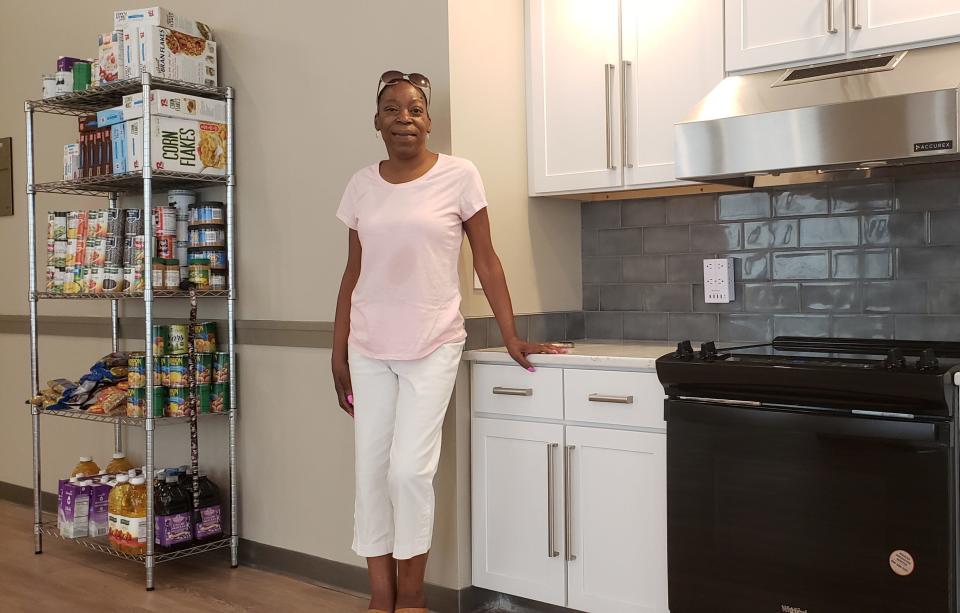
top-left (471, 377), bottom-right (668, 613)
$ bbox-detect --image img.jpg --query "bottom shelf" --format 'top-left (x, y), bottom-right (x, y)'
top-left (38, 519), bottom-right (231, 563)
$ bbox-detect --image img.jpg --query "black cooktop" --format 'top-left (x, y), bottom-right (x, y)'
top-left (656, 337), bottom-right (960, 418)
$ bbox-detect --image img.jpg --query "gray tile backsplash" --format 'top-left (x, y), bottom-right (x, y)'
top-left (581, 176), bottom-right (960, 342)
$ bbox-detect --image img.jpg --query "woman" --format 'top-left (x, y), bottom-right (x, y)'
top-left (332, 71), bottom-right (564, 613)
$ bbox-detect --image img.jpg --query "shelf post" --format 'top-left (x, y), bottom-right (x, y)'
top-left (225, 84), bottom-right (239, 568)
top-left (109, 191), bottom-right (122, 455)
top-left (25, 100), bottom-right (42, 555)
top-left (141, 71), bottom-right (156, 591)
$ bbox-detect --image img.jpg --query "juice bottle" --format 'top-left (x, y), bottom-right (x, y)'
top-left (126, 476), bottom-right (148, 555)
top-left (105, 453), bottom-right (133, 474)
top-left (71, 456), bottom-right (100, 478)
top-left (108, 473), bottom-right (130, 550)
top-left (194, 472), bottom-right (223, 543)
top-left (156, 472), bottom-right (192, 552)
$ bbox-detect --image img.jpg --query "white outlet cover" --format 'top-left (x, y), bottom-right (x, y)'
top-left (703, 258), bottom-right (735, 303)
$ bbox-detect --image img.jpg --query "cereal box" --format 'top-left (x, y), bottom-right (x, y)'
top-left (122, 27), bottom-right (139, 80)
top-left (122, 90), bottom-right (225, 123)
top-left (112, 122), bottom-right (128, 174)
top-left (137, 25), bottom-right (217, 86)
top-left (63, 144), bottom-right (80, 180)
top-left (125, 117), bottom-right (225, 175)
top-left (113, 7), bottom-right (213, 40)
top-left (97, 31), bottom-right (124, 85)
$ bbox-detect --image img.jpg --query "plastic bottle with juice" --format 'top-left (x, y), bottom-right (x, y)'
top-left (105, 453), bottom-right (133, 474)
top-left (72, 456), bottom-right (100, 478)
top-left (194, 472), bottom-right (223, 543)
top-left (126, 476), bottom-right (148, 555)
top-left (156, 471), bottom-right (193, 551)
top-left (108, 473), bottom-right (130, 550)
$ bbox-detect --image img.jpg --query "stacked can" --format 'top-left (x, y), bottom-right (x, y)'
top-left (187, 201), bottom-right (227, 290)
top-left (168, 190), bottom-right (195, 282)
top-left (212, 351), bottom-right (231, 413)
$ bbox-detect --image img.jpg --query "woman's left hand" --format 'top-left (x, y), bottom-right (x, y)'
top-left (505, 337), bottom-right (569, 372)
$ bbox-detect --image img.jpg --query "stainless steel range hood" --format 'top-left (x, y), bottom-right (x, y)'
top-left (675, 44), bottom-right (960, 182)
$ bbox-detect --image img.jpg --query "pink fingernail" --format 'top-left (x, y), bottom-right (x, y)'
top-left (347, 394), bottom-right (354, 405)
top-left (527, 367), bottom-right (536, 372)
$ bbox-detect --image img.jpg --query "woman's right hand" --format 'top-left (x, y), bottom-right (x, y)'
top-left (332, 357), bottom-right (354, 417)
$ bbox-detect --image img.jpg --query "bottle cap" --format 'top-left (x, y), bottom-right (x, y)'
top-left (102, 475), bottom-right (113, 484)
top-left (80, 480), bottom-right (92, 486)
top-left (131, 476), bottom-right (145, 485)
top-left (128, 469), bottom-right (137, 477)
top-left (69, 476), bottom-right (79, 483)
top-left (78, 456), bottom-right (92, 462)
top-left (112, 452), bottom-right (126, 459)
top-left (116, 473), bottom-right (129, 483)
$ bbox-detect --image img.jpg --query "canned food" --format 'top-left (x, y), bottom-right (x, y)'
top-left (67, 211), bottom-right (80, 239)
top-left (93, 211), bottom-right (108, 239)
top-left (45, 267), bottom-right (57, 292)
top-left (105, 236), bottom-right (123, 267)
top-left (193, 322), bottom-right (217, 353)
top-left (167, 190), bottom-right (196, 219)
top-left (155, 235), bottom-right (175, 259)
top-left (152, 262), bottom-right (165, 290)
top-left (213, 352), bottom-right (230, 384)
top-left (86, 266), bottom-right (104, 293)
top-left (105, 209), bottom-right (123, 237)
top-left (188, 225), bottom-right (225, 248)
top-left (167, 354), bottom-right (188, 387)
top-left (53, 240), bottom-right (67, 268)
top-left (167, 387), bottom-right (188, 417)
top-left (127, 266), bottom-right (144, 293)
top-left (63, 266), bottom-right (82, 294)
top-left (188, 247), bottom-right (227, 270)
top-left (123, 236), bottom-right (134, 266)
top-left (159, 355), bottom-right (170, 387)
top-left (153, 325), bottom-right (169, 356)
top-left (76, 211), bottom-right (89, 241)
top-left (198, 384), bottom-right (212, 414)
top-left (209, 271), bottom-right (227, 289)
top-left (102, 266), bottom-right (123, 293)
top-left (124, 209), bottom-right (144, 236)
top-left (211, 382), bottom-right (229, 413)
top-left (195, 353), bottom-right (213, 383)
top-left (168, 324), bottom-right (189, 354)
top-left (189, 259), bottom-right (211, 287)
top-left (152, 386), bottom-right (167, 418)
top-left (189, 201), bottom-right (225, 226)
top-left (154, 354), bottom-right (164, 387)
top-left (133, 235), bottom-right (145, 265)
top-left (128, 353), bottom-right (146, 388)
top-left (164, 263), bottom-right (181, 290)
top-left (127, 387), bottom-right (146, 417)
top-left (51, 268), bottom-right (65, 294)
top-left (65, 238), bottom-right (78, 267)
top-left (52, 213), bottom-right (67, 240)
top-left (88, 237), bottom-right (106, 266)
top-left (153, 206), bottom-right (177, 237)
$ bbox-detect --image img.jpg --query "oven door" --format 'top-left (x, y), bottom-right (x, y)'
top-left (667, 399), bottom-right (954, 613)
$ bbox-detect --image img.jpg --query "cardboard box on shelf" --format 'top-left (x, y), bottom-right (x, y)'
top-left (125, 116), bottom-right (225, 175)
top-left (135, 25), bottom-right (217, 86)
top-left (122, 27), bottom-right (139, 80)
top-left (114, 6), bottom-right (213, 40)
top-left (97, 31), bottom-right (124, 85)
top-left (112, 123), bottom-right (127, 174)
top-left (96, 106), bottom-right (125, 128)
top-left (63, 144), bottom-right (80, 181)
top-left (122, 90), bottom-right (225, 123)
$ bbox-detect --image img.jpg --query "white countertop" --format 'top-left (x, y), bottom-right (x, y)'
top-left (463, 340), bottom-right (678, 370)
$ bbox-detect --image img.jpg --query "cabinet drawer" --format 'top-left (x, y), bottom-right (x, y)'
top-left (472, 363), bottom-right (563, 419)
top-left (563, 369), bottom-right (665, 429)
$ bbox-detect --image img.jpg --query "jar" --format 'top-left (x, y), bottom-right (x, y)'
top-left (189, 258), bottom-right (211, 287)
top-left (164, 259), bottom-right (181, 290)
top-left (152, 259), bottom-right (166, 289)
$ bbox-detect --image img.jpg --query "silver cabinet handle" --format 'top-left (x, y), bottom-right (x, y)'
top-left (564, 444), bottom-right (576, 561)
top-left (588, 393), bottom-right (634, 404)
top-left (827, 0), bottom-right (838, 33)
top-left (604, 63), bottom-right (616, 170)
top-left (492, 386), bottom-right (533, 397)
top-left (851, 0), bottom-right (862, 29)
top-left (621, 60), bottom-right (633, 169)
top-left (547, 443), bottom-right (559, 558)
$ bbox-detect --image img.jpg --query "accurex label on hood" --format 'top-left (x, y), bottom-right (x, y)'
top-left (914, 140), bottom-right (954, 152)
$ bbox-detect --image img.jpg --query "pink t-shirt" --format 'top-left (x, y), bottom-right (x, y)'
top-left (337, 154), bottom-right (488, 360)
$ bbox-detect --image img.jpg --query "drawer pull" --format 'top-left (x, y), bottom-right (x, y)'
top-left (493, 386), bottom-right (533, 397)
top-left (588, 393), bottom-right (634, 404)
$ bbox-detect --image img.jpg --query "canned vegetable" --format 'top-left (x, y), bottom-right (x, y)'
top-left (168, 324), bottom-right (189, 354)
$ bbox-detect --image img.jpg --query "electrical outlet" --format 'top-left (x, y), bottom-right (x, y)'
top-left (703, 258), bottom-right (735, 303)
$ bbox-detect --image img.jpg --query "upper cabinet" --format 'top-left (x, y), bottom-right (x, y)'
top-left (728, 0), bottom-right (960, 73)
top-left (525, 0), bottom-right (724, 195)
top-left (725, 0), bottom-right (846, 71)
top-left (849, 0), bottom-right (960, 52)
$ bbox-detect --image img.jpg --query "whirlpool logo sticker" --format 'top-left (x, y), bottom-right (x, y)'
top-left (781, 606), bottom-right (808, 613)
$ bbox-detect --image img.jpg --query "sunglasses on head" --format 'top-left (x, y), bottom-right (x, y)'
top-left (377, 70), bottom-right (431, 105)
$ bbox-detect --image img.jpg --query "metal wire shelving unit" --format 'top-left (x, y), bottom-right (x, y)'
top-left (25, 73), bottom-right (238, 590)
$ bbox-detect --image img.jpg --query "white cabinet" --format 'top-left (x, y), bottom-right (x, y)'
top-left (526, 0), bottom-right (622, 193)
top-left (849, 0), bottom-right (960, 52)
top-left (566, 426), bottom-right (667, 613)
top-left (525, 0), bottom-right (724, 195)
top-left (725, 0), bottom-right (847, 72)
top-left (471, 362), bottom-right (669, 612)
top-left (621, 0), bottom-right (724, 186)
top-left (472, 418), bottom-right (566, 606)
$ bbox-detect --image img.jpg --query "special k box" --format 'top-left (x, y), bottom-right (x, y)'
top-left (127, 117), bottom-right (225, 175)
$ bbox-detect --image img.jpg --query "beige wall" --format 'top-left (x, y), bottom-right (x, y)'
top-left (448, 0), bottom-right (582, 318)
top-left (0, 0), bottom-right (582, 592)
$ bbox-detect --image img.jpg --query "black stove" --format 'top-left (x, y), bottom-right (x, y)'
top-left (657, 337), bottom-right (960, 613)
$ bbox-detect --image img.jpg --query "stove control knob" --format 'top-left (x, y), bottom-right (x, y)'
top-left (700, 341), bottom-right (718, 361)
top-left (675, 340), bottom-right (694, 359)
top-left (884, 348), bottom-right (906, 370)
top-left (918, 348), bottom-right (940, 372)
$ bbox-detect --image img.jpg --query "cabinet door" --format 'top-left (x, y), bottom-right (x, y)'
top-left (726, 0), bottom-right (847, 72)
top-left (849, 0), bottom-right (960, 52)
top-left (526, 0), bottom-right (622, 194)
top-left (621, 0), bottom-right (724, 187)
top-left (472, 418), bottom-right (566, 606)
top-left (566, 426), bottom-right (668, 613)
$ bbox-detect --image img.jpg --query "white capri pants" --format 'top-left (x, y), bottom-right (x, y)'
top-left (349, 340), bottom-right (464, 559)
